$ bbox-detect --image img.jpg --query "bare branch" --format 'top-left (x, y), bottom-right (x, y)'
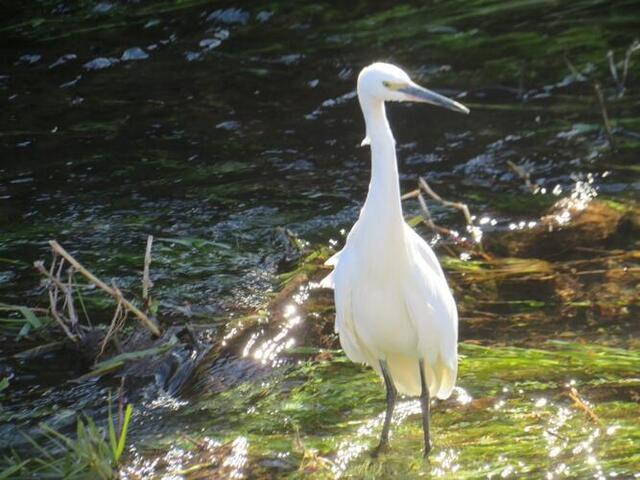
top-left (419, 177), bottom-right (473, 225)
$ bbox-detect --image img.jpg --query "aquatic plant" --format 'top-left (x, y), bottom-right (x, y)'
top-left (1, 401), bottom-right (133, 479)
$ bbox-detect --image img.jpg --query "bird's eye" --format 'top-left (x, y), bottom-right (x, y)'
top-left (382, 81), bottom-right (391, 88)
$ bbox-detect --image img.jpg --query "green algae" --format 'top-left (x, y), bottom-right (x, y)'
top-left (125, 342), bottom-right (639, 479)
top-left (1, 0), bottom-right (640, 478)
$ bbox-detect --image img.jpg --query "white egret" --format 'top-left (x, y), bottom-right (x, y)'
top-left (321, 62), bottom-right (469, 456)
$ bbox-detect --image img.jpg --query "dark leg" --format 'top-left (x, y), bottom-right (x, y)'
top-left (419, 359), bottom-right (432, 456)
top-left (372, 359), bottom-right (397, 457)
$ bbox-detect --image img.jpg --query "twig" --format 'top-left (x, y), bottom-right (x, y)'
top-left (172, 463), bottom-right (218, 476)
top-left (544, 428), bottom-right (568, 442)
top-left (35, 260), bottom-right (70, 296)
top-left (564, 55), bottom-right (615, 149)
top-left (34, 260), bottom-right (79, 342)
top-left (181, 433), bottom-right (210, 451)
top-left (142, 235), bottom-right (153, 310)
top-left (507, 160), bottom-right (539, 193)
top-left (574, 267), bottom-right (640, 276)
top-left (98, 300), bottom-right (126, 358)
top-left (400, 188), bottom-right (420, 201)
top-left (419, 177), bottom-right (473, 225)
top-left (563, 55), bottom-right (583, 80)
top-left (609, 40), bottom-right (640, 97)
top-left (402, 177), bottom-right (489, 254)
top-left (47, 290), bottom-right (78, 342)
top-left (48, 241), bottom-right (161, 336)
top-left (418, 193), bottom-right (453, 237)
top-left (593, 82), bottom-right (615, 149)
top-left (606, 50), bottom-right (620, 92)
top-left (65, 268), bottom-right (78, 329)
top-left (566, 386), bottom-right (602, 425)
top-left (621, 40), bottom-right (640, 96)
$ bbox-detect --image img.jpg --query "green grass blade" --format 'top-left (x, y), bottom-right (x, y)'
top-left (108, 397), bottom-right (118, 457)
top-left (115, 404), bottom-right (133, 462)
top-left (0, 461), bottom-right (28, 479)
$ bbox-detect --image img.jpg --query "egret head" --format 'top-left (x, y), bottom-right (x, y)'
top-left (357, 62), bottom-right (469, 114)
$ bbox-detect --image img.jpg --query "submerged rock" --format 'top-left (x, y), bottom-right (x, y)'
top-left (60, 75), bottom-right (81, 88)
top-left (83, 57), bottom-right (119, 70)
top-left (256, 10), bottom-right (273, 22)
top-left (49, 53), bottom-right (77, 69)
top-left (206, 8), bottom-right (250, 25)
top-left (121, 47), bottom-right (149, 61)
top-left (199, 38), bottom-right (222, 50)
top-left (92, 2), bottom-right (113, 14)
top-left (16, 54), bottom-right (41, 65)
top-left (184, 51), bottom-right (203, 62)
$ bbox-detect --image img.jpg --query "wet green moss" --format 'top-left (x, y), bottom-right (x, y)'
top-left (137, 342), bottom-right (640, 478)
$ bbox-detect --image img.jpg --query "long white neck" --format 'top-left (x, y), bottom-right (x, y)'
top-left (359, 95), bottom-right (404, 231)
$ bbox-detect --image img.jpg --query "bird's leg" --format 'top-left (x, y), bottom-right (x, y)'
top-left (419, 359), bottom-right (432, 456)
top-left (372, 359), bottom-right (397, 457)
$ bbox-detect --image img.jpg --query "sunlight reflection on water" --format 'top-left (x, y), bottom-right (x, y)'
top-left (331, 386), bottom-right (473, 477)
top-left (242, 284), bottom-right (310, 367)
top-left (331, 399), bottom-right (422, 477)
top-left (120, 436), bottom-right (248, 479)
top-left (222, 436), bottom-right (249, 479)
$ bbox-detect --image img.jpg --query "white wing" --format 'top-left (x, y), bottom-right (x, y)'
top-left (403, 226), bottom-right (458, 399)
top-left (331, 248), bottom-right (377, 366)
top-left (405, 225), bottom-right (446, 279)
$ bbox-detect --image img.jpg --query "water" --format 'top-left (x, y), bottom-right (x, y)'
top-left (1, 1), bottom-right (639, 478)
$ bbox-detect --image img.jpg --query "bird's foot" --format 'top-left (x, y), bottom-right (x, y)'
top-left (370, 441), bottom-right (390, 458)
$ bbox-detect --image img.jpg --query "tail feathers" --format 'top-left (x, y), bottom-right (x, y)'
top-left (436, 359), bottom-right (457, 399)
top-left (319, 271), bottom-right (334, 289)
top-left (384, 353), bottom-right (456, 399)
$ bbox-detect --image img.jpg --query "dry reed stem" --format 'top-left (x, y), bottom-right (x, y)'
top-left (143, 235), bottom-right (153, 309)
top-left (621, 40), bottom-right (640, 93)
top-left (34, 260), bottom-right (78, 342)
top-left (567, 386), bottom-right (602, 425)
top-left (608, 40), bottom-right (640, 97)
top-left (48, 240), bottom-right (161, 336)
top-left (593, 82), bottom-right (615, 149)
top-left (99, 300), bottom-right (126, 358)
top-left (506, 160), bottom-right (539, 193)
top-left (65, 268), bottom-right (78, 329)
top-left (565, 53), bottom-right (616, 149)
